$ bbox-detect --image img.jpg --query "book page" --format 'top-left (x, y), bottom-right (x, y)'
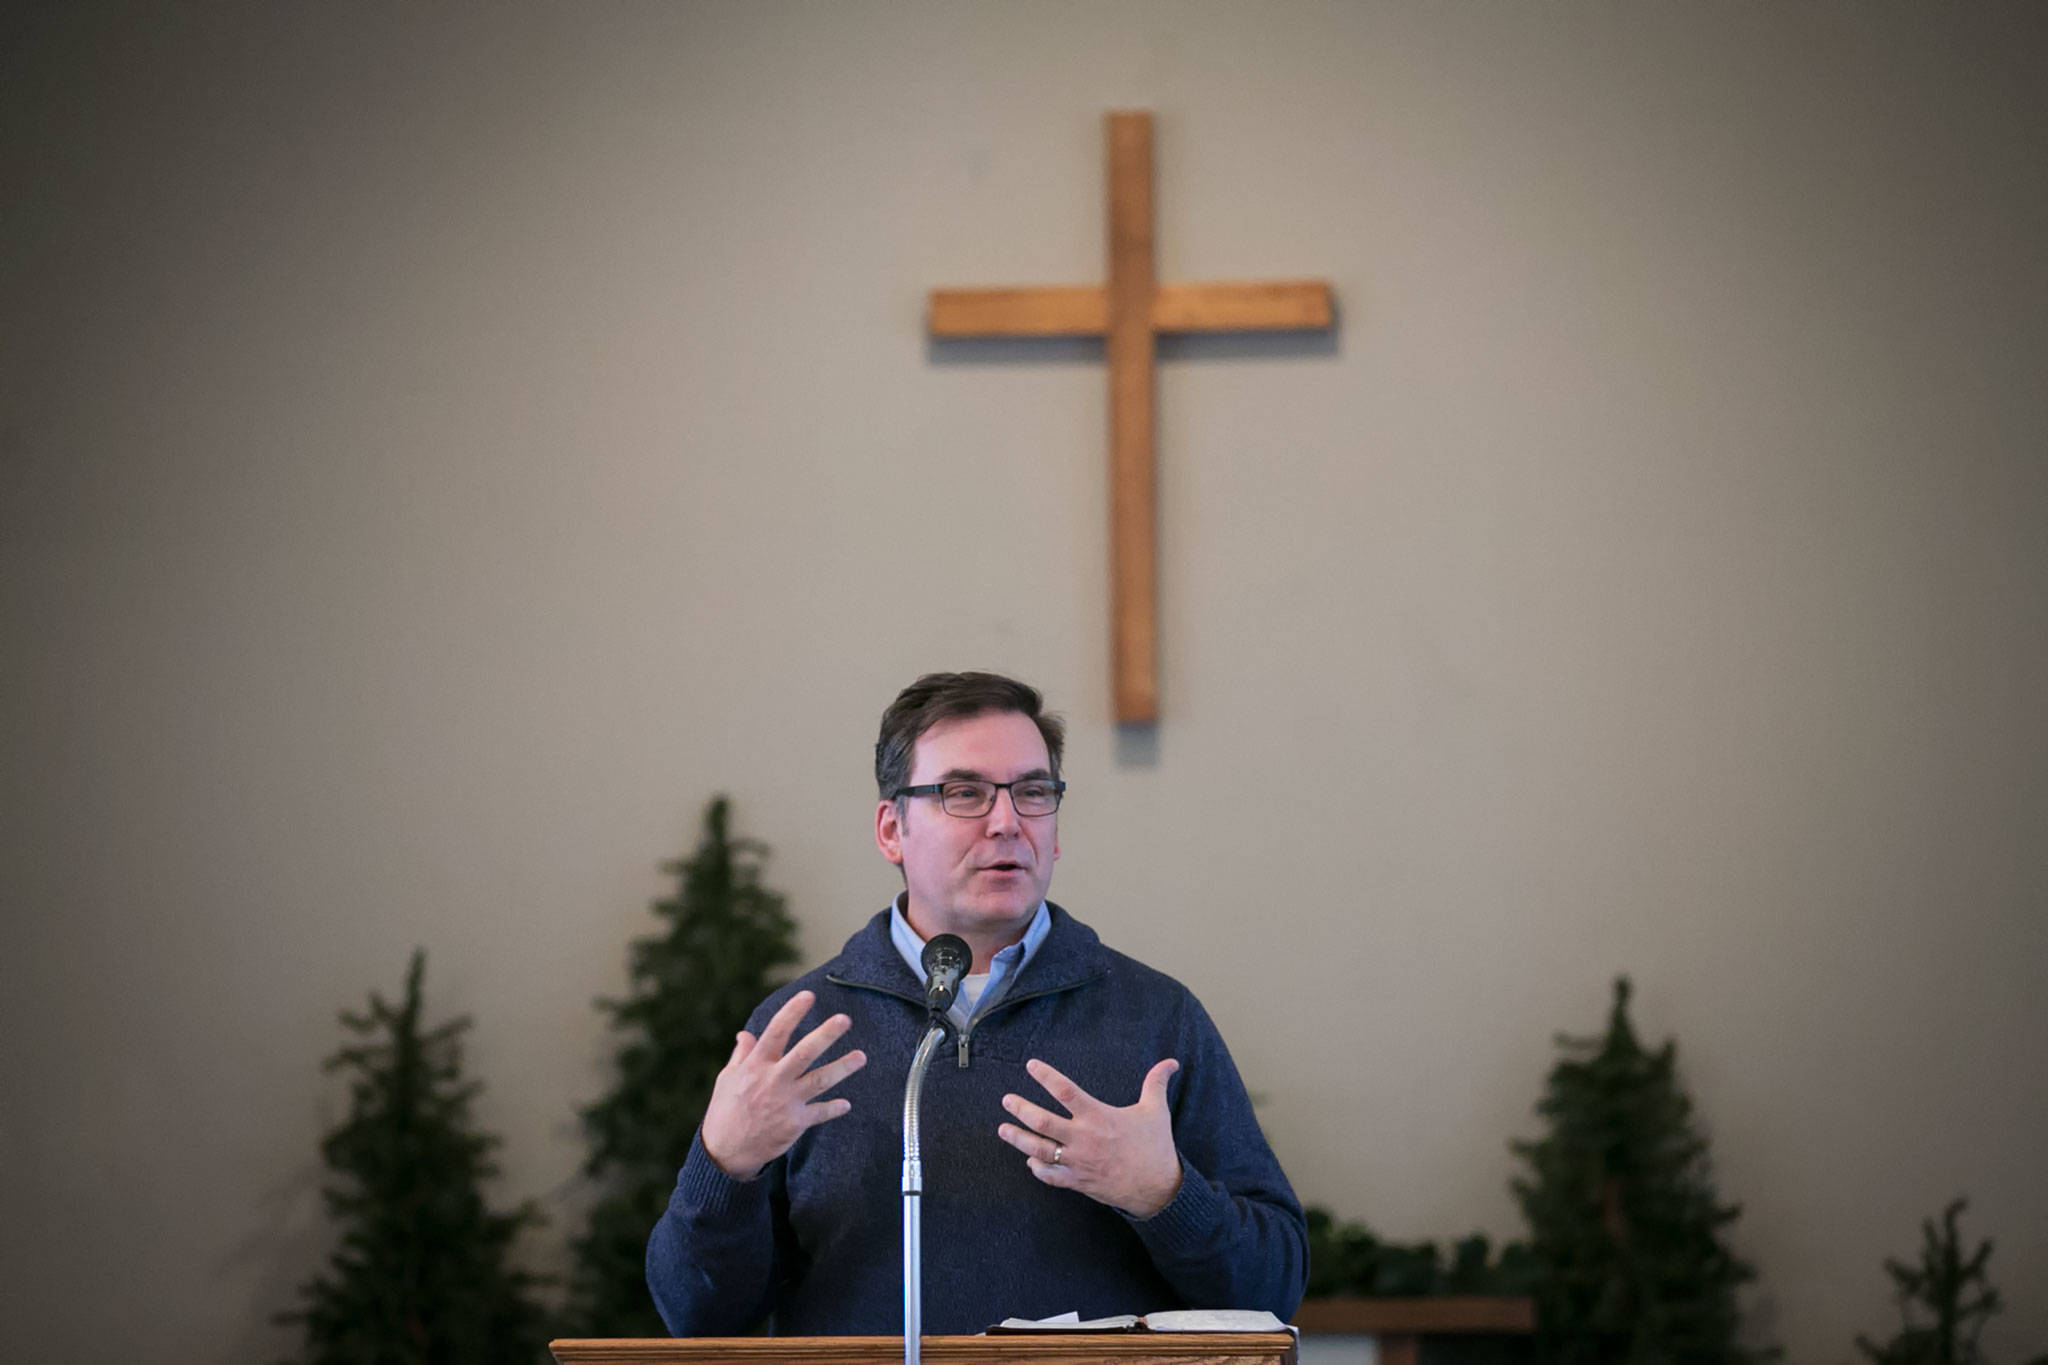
top-left (1141, 1309), bottom-right (1289, 1333)
top-left (992, 1314), bottom-right (1144, 1332)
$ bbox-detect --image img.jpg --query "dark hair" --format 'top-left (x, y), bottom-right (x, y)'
top-left (874, 672), bottom-right (1066, 799)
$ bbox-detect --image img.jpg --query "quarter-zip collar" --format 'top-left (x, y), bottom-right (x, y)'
top-left (826, 900), bottom-right (1108, 1006)
top-left (826, 901), bottom-right (1111, 1069)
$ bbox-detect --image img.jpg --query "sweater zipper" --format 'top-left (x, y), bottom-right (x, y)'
top-left (824, 972), bottom-right (1106, 1069)
top-left (950, 977), bottom-right (1104, 1068)
top-left (824, 975), bottom-right (980, 1067)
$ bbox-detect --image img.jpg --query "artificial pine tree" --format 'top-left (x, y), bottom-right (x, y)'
top-left (564, 795), bottom-right (802, 1336)
top-left (1510, 977), bottom-right (1772, 1365)
top-left (282, 949), bottom-right (548, 1365)
top-left (1855, 1198), bottom-right (2048, 1365)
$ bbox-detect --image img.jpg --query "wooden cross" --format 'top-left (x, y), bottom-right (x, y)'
top-left (928, 110), bottom-right (1334, 725)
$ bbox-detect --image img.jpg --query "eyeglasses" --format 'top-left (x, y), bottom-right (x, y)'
top-left (892, 778), bottom-right (1066, 818)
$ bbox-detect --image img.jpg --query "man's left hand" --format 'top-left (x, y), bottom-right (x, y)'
top-left (998, 1057), bottom-right (1183, 1217)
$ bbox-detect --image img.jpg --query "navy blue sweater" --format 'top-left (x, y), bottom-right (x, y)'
top-left (647, 904), bottom-right (1307, 1336)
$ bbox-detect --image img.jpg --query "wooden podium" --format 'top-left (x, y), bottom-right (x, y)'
top-left (550, 1334), bottom-right (1299, 1365)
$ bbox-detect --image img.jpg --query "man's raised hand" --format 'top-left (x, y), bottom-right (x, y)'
top-left (700, 990), bottom-right (867, 1181)
top-left (997, 1057), bottom-right (1183, 1217)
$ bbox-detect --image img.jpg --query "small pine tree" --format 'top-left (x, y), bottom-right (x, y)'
top-left (564, 795), bottom-right (802, 1336)
top-left (1510, 977), bottom-right (1773, 1365)
top-left (282, 949), bottom-right (548, 1365)
top-left (1855, 1198), bottom-right (2048, 1365)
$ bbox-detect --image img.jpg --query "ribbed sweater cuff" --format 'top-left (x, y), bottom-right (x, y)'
top-left (1124, 1152), bottom-right (1222, 1250)
top-left (676, 1128), bottom-right (772, 1220)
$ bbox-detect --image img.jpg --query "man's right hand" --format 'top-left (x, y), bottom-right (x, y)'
top-left (700, 989), bottom-right (868, 1181)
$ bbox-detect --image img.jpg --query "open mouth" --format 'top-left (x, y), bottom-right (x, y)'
top-left (981, 861), bottom-right (1025, 874)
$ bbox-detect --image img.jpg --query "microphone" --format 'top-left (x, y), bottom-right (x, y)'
top-left (921, 934), bottom-right (971, 1016)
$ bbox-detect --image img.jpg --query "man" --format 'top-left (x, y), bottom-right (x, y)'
top-left (647, 672), bottom-right (1306, 1335)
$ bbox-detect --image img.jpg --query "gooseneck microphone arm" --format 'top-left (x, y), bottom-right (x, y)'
top-left (901, 1020), bottom-right (947, 1365)
top-left (903, 934), bottom-right (971, 1365)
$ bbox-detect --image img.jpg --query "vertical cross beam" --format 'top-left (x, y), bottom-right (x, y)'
top-left (1106, 112), bottom-right (1157, 725)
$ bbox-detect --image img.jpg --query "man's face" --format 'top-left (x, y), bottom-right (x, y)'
top-left (875, 709), bottom-right (1060, 953)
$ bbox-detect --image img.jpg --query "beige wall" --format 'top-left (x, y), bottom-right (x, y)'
top-left (4, 3), bottom-right (2044, 1360)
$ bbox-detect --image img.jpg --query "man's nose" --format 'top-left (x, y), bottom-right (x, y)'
top-left (984, 788), bottom-right (1023, 831)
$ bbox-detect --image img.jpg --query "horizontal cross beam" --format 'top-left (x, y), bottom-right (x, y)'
top-left (930, 281), bottom-right (1333, 338)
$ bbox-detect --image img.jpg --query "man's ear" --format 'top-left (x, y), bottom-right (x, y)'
top-left (875, 798), bottom-right (905, 865)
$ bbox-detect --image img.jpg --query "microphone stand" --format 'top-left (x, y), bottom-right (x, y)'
top-left (901, 1017), bottom-right (952, 1365)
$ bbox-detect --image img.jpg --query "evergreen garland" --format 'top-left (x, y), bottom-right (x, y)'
top-left (1510, 977), bottom-right (1773, 1364)
top-left (564, 795), bottom-right (801, 1336)
top-left (282, 949), bottom-right (548, 1365)
top-left (1304, 1206), bottom-right (1535, 1297)
top-left (1855, 1198), bottom-right (2048, 1365)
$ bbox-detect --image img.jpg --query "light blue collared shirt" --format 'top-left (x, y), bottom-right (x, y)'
top-left (888, 895), bottom-right (1052, 1032)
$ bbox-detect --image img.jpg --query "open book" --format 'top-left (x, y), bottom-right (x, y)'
top-left (990, 1309), bottom-right (1290, 1334)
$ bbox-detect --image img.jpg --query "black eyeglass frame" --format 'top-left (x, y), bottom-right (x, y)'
top-left (891, 778), bottom-right (1067, 818)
